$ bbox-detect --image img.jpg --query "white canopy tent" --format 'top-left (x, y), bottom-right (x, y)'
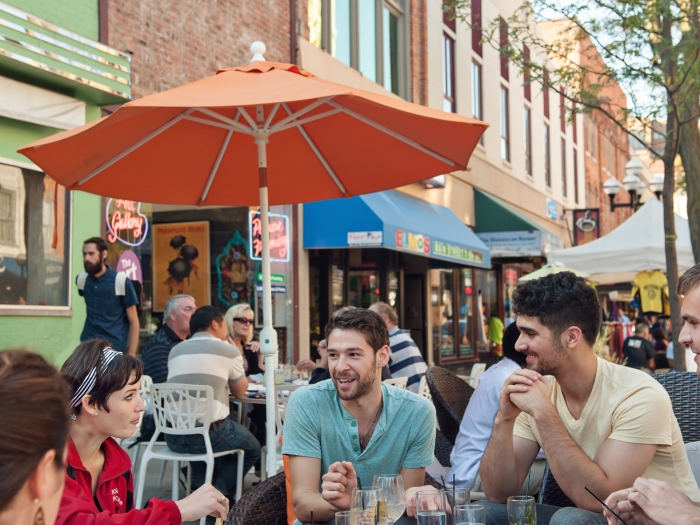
top-left (549, 198), bottom-right (695, 284)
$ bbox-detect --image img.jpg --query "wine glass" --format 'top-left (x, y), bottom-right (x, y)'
top-left (507, 496), bottom-right (537, 525)
top-left (372, 474), bottom-right (406, 520)
top-left (350, 487), bottom-right (384, 524)
top-left (416, 489), bottom-right (448, 525)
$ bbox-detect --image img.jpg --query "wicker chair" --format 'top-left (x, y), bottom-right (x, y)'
top-left (426, 367), bottom-right (475, 445)
top-left (538, 464), bottom-right (575, 508)
top-left (230, 472), bottom-right (443, 525)
top-left (434, 429), bottom-right (453, 468)
top-left (652, 371), bottom-right (700, 443)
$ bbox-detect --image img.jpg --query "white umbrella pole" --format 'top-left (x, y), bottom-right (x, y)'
top-left (255, 115), bottom-right (279, 479)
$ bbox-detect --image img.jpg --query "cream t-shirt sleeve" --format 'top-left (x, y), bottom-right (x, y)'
top-left (610, 385), bottom-right (673, 446)
top-left (513, 411), bottom-right (539, 443)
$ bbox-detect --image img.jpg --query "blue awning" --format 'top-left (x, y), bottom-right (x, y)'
top-left (304, 190), bottom-right (490, 268)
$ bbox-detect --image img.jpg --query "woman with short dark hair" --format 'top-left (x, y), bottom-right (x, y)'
top-left (57, 339), bottom-right (229, 525)
top-left (0, 349), bottom-right (70, 525)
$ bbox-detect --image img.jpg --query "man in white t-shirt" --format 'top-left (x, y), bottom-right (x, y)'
top-left (606, 264), bottom-right (700, 525)
top-left (479, 272), bottom-right (700, 525)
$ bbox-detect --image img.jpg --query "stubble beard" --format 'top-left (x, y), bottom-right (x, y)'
top-left (84, 259), bottom-right (104, 275)
top-left (528, 338), bottom-right (567, 376)
top-left (333, 359), bottom-right (378, 401)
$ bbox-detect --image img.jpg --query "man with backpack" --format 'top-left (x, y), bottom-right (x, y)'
top-left (77, 237), bottom-right (140, 355)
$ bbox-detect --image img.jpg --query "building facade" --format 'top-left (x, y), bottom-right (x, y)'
top-left (0, 0), bottom-right (131, 362)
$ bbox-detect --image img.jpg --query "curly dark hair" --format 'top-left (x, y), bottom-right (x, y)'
top-left (512, 271), bottom-right (601, 345)
top-left (325, 308), bottom-right (390, 352)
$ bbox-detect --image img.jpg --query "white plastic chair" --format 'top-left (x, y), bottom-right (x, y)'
top-left (417, 375), bottom-right (431, 401)
top-left (459, 363), bottom-right (486, 389)
top-left (383, 376), bottom-right (408, 389)
top-left (260, 385), bottom-right (304, 480)
top-left (135, 384), bottom-right (245, 525)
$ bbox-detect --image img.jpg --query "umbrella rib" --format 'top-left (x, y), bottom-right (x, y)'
top-left (194, 108), bottom-right (255, 134)
top-left (200, 127), bottom-right (234, 204)
top-left (272, 108), bottom-right (342, 133)
top-left (282, 103), bottom-right (346, 195)
top-left (263, 104), bottom-right (281, 132)
top-left (327, 101), bottom-right (456, 167)
top-left (183, 115), bottom-right (239, 131)
top-left (269, 96), bottom-right (335, 134)
top-left (77, 108), bottom-right (195, 186)
top-left (238, 107), bottom-right (258, 130)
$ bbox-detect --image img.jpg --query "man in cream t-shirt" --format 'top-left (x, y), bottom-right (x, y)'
top-left (478, 272), bottom-right (700, 525)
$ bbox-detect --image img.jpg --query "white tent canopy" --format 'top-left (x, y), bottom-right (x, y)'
top-left (549, 198), bottom-right (695, 284)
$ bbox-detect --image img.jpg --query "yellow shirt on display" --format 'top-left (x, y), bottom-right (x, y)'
top-left (513, 357), bottom-right (700, 502)
top-left (631, 271), bottom-right (669, 314)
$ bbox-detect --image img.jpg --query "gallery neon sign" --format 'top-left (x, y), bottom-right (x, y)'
top-left (249, 211), bottom-right (290, 262)
top-left (105, 199), bottom-right (148, 247)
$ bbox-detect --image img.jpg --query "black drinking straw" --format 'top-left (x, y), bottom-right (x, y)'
top-left (452, 474), bottom-right (456, 508)
top-left (584, 487), bottom-right (629, 525)
top-left (440, 475), bottom-right (448, 491)
top-left (310, 511), bottom-right (314, 525)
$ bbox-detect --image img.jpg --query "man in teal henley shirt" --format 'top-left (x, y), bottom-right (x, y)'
top-left (283, 308), bottom-right (436, 524)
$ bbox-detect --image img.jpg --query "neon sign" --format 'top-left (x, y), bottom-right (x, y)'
top-left (249, 211), bottom-right (290, 262)
top-left (105, 199), bottom-right (148, 247)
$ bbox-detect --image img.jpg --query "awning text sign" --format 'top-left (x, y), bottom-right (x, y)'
top-left (477, 230), bottom-right (564, 258)
top-left (348, 231), bottom-right (383, 246)
top-left (395, 229), bottom-right (485, 265)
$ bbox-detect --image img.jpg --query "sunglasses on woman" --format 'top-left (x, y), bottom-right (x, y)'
top-left (234, 317), bottom-right (254, 325)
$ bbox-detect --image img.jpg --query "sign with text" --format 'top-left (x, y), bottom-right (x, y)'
top-left (395, 229), bottom-right (485, 265)
top-left (105, 199), bottom-right (148, 247)
top-left (573, 208), bottom-right (600, 246)
top-left (546, 199), bottom-right (558, 221)
top-left (249, 211), bottom-right (290, 262)
top-left (347, 231), bottom-right (383, 246)
top-left (116, 250), bottom-right (142, 283)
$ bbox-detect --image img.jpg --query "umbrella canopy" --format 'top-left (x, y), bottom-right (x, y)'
top-left (548, 198), bottom-right (695, 284)
top-left (18, 62), bottom-right (487, 206)
top-left (18, 44), bottom-right (488, 477)
top-left (518, 262), bottom-right (590, 282)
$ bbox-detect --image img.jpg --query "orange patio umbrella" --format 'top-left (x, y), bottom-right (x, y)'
top-left (19, 42), bottom-right (488, 477)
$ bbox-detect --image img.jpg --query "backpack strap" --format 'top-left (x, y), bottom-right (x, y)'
top-left (115, 272), bottom-right (127, 296)
top-left (75, 272), bottom-right (88, 291)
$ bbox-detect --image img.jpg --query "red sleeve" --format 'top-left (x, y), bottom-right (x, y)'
top-left (57, 476), bottom-right (182, 525)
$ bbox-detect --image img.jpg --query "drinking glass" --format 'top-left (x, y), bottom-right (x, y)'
top-left (507, 496), bottom-right (537, 525)
top-left (284, 363), bottom-right (295, 381)
top-left (445, 487), bottom-right (470, 512)
top-left (335, 510), bottom-right (352, 525)
top-left (350, 488), bottom-right (384, 524)
top-left (454, 504), bottom-right (485, 525)
top-left (274, 367), bottom-right (285, 385)
top-left (416, 489), bottom-right (448, 525)
top-left (372, 474), bottom-right (406, 520)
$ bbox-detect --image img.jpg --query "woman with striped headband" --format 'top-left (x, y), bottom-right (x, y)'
top-left (57, 339), bottom-right (228, 525)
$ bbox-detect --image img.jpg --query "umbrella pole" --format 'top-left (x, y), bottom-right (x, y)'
top-left (255, 112), bottom-right (279, 479)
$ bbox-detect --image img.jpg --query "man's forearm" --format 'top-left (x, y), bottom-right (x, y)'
top-left (534, 407), bottom-right (610, 511)
top-left (293, 489), bottom-right (342, 522)
top-left (127, 321), bottom-right (139, 356)
top-left (480, 417), bottom-right (521, 502)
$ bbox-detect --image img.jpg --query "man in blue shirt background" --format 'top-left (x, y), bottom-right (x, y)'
top-left (77, 237), bottom-right (140, 355)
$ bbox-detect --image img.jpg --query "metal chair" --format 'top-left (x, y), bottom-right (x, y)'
top-left (426, 367), bottom-right (475, 445)
top-left (652, 371), bottom-right (700, 442)
top-left (383, 376), bottom-right (408, 389)
top-left (230, 472), bottom-right (443, 525)
top-left (135, 384), bottom-right (245, 525)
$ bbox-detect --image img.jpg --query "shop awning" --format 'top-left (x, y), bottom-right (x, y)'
top-left (303, 190), bottom-right (490, 268)
top-left (474, 189), bottom-right (564, 258)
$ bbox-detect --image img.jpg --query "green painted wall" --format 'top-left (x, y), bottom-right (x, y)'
top-left (0, 104), bottom-right (102, 365)
top-left (3, 0), bottom-right (99, 40)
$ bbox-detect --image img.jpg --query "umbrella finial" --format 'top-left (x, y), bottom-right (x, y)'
top-left (250, 41), bottom-right (267, 62)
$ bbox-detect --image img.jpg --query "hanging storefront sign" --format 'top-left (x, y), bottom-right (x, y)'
top-left (395, 229), bottom-right (485, 265)
top-left (153, 221), bottom-right (211, 311)
top-left (249, 211), bottom-right (289, 262)
top-left (348, 231), bottom-right (383, 246)
top-left (477, 230), bottom-right (563, 258)
top-left (116, 250), bottom-right (142, 283)
top-left (573, 208), bottom-right (600, 246)
top-left (105, 199), bottom-right (148, 247)
top-left (255, 284), bottom-right (287, 294)
top-left (546, 199), bottom-right (558, 221)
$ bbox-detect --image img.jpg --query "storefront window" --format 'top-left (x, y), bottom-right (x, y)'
top-left (504, 265), bottom-right (520, 326)
top-left (434, 270), bottom-right (455, 359)
top-left (332, 263), bottom-right (345, 311)
top-left (348, 269), bottom-right (380, 308)
top-left (458, 269), bottom-right (474, 357)
top-left (0, 164), bottom-right (69, 307)
top-left (388, 270), bottom-right (399, 308)
top-left (476, 269), bottom-right (498, 354)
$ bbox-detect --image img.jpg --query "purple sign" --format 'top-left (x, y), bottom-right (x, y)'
top-left (117, 250), bottom-right (142, 283)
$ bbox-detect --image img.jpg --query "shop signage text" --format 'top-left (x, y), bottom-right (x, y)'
top-left (256, 272), bottom-right (285, 283)
top-left (348, 231), bottom-right (383, 246)
top-left (116, 250), bottom-right (142, 283)
top-left (395, 229), bottom-right (484, 264)
top-left (433, 241), bottom-right (484, 264)
top-left (546, 199), bottom-right (558, 221)
top-left (255, 284), bottom-right (287, 294)
top-left (106, 199), bottom-right (148, 247)
top-left (395, 230), bottom-right (430, 254)
top-left (573, 208), bottom-right (600, 246)
top-left (249, 211), bottom-right (290, 262)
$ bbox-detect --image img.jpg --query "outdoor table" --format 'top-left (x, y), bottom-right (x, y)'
top-left (230, 382), bottom-right (306, 426)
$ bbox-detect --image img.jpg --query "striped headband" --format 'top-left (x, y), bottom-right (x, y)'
top-left (70, 347), bottom-right (122, 408)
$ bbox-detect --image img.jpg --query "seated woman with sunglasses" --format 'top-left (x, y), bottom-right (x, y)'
top-left (57, 339), bottom-right (229, 525)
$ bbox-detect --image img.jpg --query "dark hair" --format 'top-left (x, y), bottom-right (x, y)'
top-left (190, 305), bottom-right (225, 334)
top-left (324, 308), bottom-right (389, 352)
top-left (512, 272), bottom-right (601, 346)
top-left (651, 327), bottom-right (668, 342)
top-left (0, 349), bottom-right (70, 511)
top-left (61, 339), bottom-right (142, 416)
top-left (679, 263), bottom-right (700, 295)
top-left (503, 322), bottom-right (527, 366)
top-left (83, 236), bottom-right (108, 254)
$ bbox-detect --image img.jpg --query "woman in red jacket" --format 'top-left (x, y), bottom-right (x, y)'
top-left (57, 339), bottom-right (229, 525)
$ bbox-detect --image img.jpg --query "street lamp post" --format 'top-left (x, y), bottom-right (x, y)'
top-left (649, 174), bottom-right (664, 200)
top-left (602, 158), bottom-right (647, 211)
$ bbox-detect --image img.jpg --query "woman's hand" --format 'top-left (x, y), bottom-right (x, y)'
top-left (246, 341), bottom-right (261, 352)
top-left (296, 358), bottom-right (319, 371)
top-left (176, 484), bottom-right (229, 522)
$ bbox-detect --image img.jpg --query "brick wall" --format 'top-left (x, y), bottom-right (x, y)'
top-left (107, 0), bottom-right (291, 99)
top-left (410, 0), bottom-right (428, 105)
top-left (5, 0), bottom-right (99, 39)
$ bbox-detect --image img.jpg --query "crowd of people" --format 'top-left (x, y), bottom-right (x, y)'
top-left (3, 237), bottom-right (700, 524)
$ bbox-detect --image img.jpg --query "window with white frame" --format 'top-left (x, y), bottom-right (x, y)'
top-left (443, 32), bottom-right (456, 112)
top-left (500, 86), bottom-right (510, 161)
top-left (472, 61), bottom-right (482, 120)
top-left (561, 138), bottom-right (568, 198)
top-left (544, 123), bottom-right (551, 188)
top-left (310, 0), bottom-right (407, 97)
top-left (524, 106), bottom-right (532, 176)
